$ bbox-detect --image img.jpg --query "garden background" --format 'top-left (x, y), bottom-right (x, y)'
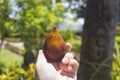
top-left (0, 0), bottom-right (120, 80)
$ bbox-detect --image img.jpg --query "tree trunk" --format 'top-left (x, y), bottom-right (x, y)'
top-left (77, 0), bottom-right (118, 80)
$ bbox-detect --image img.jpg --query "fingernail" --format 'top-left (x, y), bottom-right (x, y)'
top-left (63, 57), bottom-right (68, 64)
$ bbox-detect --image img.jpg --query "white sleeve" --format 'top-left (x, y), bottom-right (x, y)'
top-left (57, 72), bottom-right (77, 80)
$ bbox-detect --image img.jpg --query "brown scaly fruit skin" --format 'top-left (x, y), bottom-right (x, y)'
top-left (43, 27), bottom-right (67, 62)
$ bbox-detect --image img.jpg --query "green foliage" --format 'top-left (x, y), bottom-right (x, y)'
top-left (59, 30), bottom-right (82, 53)
top-left (0, 63), bottom-right (35, 80)
top-left (112, 41), bottom-right (120, 80)
top-left (115, 36), bottom-right (120, 43)
top-left (0, 49), bottom-right (34, 80)
top-left (59, 30), bottom-right (74, 41)
top-left (67, 36), bottom-right (82, 53)
top-left (16, 0), bottom-right (67, 51)
top-left (0, 49), bottom-right (23, 73)
top-left (0, 0), bottom-right (4, 4)
top-left (0, 36), bottom-right (120, 80)
top-left (0, 0), bottom-right (18, 38)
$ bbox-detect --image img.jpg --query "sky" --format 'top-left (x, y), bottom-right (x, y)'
top-left (9, 0), bottom-right (21, 19)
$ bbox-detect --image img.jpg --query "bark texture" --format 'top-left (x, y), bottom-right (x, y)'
top-left (77, 0), bottom-right (118, 80)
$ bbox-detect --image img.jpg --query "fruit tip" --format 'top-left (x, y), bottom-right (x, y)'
top-left (53, 27), bottom-right (57, 31)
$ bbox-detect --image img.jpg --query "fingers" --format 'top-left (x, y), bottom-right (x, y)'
top-left (60, 59), bottom-right (79, 78)
top-left (62, 52), bottom-right (74, 64)
top-left (52, 52), bottom-right (74, 71)
top-left (60, 52), bottom-right (79, 78)
top-left (61, 58), bottom-right (79, 73)
top-left (68, 59), bottom-right (79, 72)
top-left (60, 69), bottom-right (76, 78)
top-left (66, 43), bottom-right (72, 52)
top-left (64, 43), bottom-right (79, 72)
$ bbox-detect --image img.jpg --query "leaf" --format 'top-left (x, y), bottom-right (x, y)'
top-left (48, 12), bottom-right (58, 23)
top-left (0, 0), bottom-right (4, 4)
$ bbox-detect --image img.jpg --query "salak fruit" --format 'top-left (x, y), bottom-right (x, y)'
top-left (43, 27), bottom-right (67, 62)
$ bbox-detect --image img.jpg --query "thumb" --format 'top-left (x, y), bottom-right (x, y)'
top-left (36, 50), bottom-right (47, 66)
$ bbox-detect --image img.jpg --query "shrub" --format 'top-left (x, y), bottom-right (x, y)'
top-left (0, 63), bottom-right (35, 80)
top-left (112, 41), bottom-right (120, 80)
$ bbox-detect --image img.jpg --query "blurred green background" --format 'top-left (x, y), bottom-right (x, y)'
top-left (0, 0), bottom-right (120, 80)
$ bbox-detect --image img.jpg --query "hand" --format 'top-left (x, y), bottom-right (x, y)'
top-left (35, 43), bottom-right (79, 80)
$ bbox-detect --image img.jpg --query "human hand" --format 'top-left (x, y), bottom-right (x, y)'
top-left (35, 43), bottom-right (79, 80)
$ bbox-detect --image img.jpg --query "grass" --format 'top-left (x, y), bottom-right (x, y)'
top-left (0, 49), bottom-right (23, 70)
top-left (0, 49), bottom-right (35, 80)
